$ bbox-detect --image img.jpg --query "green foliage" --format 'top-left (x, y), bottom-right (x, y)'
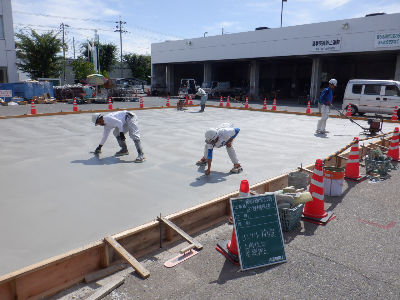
top-left (101, 70), bottom-right (109, 78)
top-left (124, 53), bottom-right (151, 83)
top-left (81, 42), bottom-right (117, 73)
top-left (15, 30), bottom-right (63, 79)
top-left (70, 58), bottom-right (95, 82)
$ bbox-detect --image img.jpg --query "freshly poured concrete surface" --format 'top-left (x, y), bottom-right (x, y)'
top-left (0, 107), bottom-right (397, 276)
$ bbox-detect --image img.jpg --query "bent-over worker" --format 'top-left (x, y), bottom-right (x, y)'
top-left (316, 78), bottom-right (337, 134)
top-left (196, 123), bottom-right (242, 175)
top-left (92, 110), bottom-right (145, 162)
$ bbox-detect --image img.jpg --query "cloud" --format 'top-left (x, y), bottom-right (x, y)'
top-left (320, 0), bottom-right (352, 9)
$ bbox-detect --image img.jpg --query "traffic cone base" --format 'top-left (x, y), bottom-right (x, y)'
top-left (302, 212), bottom-right (336, 225)
top-left (216, 241), bottom-right (240, 265)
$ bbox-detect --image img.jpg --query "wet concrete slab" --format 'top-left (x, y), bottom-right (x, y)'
top-left (0, 107), bottom-right (397, 275)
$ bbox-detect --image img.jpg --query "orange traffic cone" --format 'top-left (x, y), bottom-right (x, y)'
top-left (189, 96), bottom-right (193, 105)
top-left (216, 179), bottom-right (250, 265)
top-left (306, 100), bottom-right (311, 114)
top-left (391, 106), bottom-right (398, 121)
top-left (345, 137), bottom-right (364, 180)
top-left (185, 95), bottom-right (189, 105)
top-left (244, 97), bottom-right (249, 109)
top-left (219, 96), bottom-right (223, 107)
top-left (73, 97), bottom-right (78, 112)
top-left (387, 127), bottom-right (399, 161)
top-left (108, 97), bottom-right (113, 110)
top-left (346, 103), bottom-right (352, 117)
top-left (30, 100), bottom-right (37, 115)
top-left (263, 98), bottom-right (267, 110)
top-left (140, 97), bottom-right (144, 108)
top-left (226, 96), bottom-right (231, 108)
top-left (166, 96), bottom-right (170, 107)
top-left (302, 159), bottom-right (335, 224)
top-left (272, 98), bottom-right (277, 111)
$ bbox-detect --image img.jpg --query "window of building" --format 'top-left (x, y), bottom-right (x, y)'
top-left (352, 84), bottom-right (362, 94)
top-left (364, 84), bottom-right (381, 95)
top-left (0, 15), bottom-right (4, 39)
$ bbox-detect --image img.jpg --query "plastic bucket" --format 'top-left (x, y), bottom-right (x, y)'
top-left (323, 167), bottom-right (345, 196)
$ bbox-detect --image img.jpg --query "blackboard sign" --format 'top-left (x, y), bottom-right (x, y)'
top-left (231, 194), bottom-right (286, 270)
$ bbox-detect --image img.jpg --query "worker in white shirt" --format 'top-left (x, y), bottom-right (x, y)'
top-left (196, 86), bottom-right (208, 112)
top-left (92, 111), bottom-right (145, 162)
top-left (196, 123), bottom-right (242, 175)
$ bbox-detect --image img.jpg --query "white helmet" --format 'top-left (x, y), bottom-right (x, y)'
top-left (205, 128), bottom-right (218, 143)
top-left (92, 113), bottom-right (102, 125)
top-left (329, 78), bottom-right (337, 87)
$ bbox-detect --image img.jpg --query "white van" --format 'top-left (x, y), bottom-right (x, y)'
top-left (342, 79), bottom-right (400, 117)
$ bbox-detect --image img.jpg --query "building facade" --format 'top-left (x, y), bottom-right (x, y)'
top-left (151, 13), bottom-right (400, 102)
top-left (0, 0), bottom-right (17, 83)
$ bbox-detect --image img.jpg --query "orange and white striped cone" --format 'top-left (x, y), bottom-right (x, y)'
top-left (189, 96), bottom-right (193, 105)
top-left (302, 159), bottom-right (335, 224)
top-left (306, 100), bottom-right (311, 114)
top-left (226, 96), bottom-right (231, 108)
top-left (346, 103), bottom-right (352, 117)
top-left (387, 127), bottom-right (400, 161)
top-left (73, 97), bottom-right (78, 112)
top-left (219, 96), bottom-right (223, 107)
top-left (140, 97), bottom-right (144, 108)
top-left (216, 179), bottom-right (250, 265)
top-left (166, 96), bottom-right (170, 107)
top-left (263, 98), bottom-right (267, 110)
top-left (345, 137), bottom-right (365, 181)
top-left (272, 98), bottom-right (277, 111)
top-left (244, 97), bottom-right (249, 109)
top-left (185, 95), bottom-right (189, 105)
top-left (30, 100), bottom-right (37, 115)
top-left (391, 106), bottom-right (398, 121)
top-left (108, 97), bottom-right (113, 110)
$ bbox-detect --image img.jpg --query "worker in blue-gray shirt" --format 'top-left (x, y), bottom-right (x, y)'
top-left (316, 78), bottom-right (337, 134)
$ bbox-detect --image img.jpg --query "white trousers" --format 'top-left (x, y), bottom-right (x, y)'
top-left (317, 104), bottom-right (330, 132)
top-left (113, 114), bottom-right (140, 141)
top-left (203, 144), bottom-right (240, 164)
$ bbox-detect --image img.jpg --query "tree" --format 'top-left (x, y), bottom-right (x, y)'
top-left (15, 30), bottom-right (63, 79)
top-left (81, 42), bottom-right (117, 73)
top-left (124, 53), bottom-right (151, 83)
top-left (70, 58), bottom-right (95, 82)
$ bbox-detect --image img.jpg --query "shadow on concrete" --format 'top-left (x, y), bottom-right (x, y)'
top-left (71, 155), bottom-right (136, 165)
top-left (190, 171), bottom-right (230, 187)
top-left (210, 259), bottom-right (281, 284)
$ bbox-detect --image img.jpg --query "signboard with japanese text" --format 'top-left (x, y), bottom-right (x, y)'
top-left (375, 32), bottom-right (400, 48)
top-left (230, 194), bottom-right (286, 271)
top-left (0, 90), bottom-right (12, 98)
top-left (311, 37), bottom-right (341, 52)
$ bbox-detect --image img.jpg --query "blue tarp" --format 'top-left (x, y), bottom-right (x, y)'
top-left (0, 81), bottom-right (54, 101)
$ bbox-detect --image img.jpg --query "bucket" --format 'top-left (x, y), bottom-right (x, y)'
top-left (288, 171), bottom-right (309, 189)
top-left (323, 167), bottom-right (345, 196)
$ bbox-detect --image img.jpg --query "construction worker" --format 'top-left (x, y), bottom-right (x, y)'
top-left (92, 111), bottom-right (145, 162)
top-left (196, 86), bottom-right (208, 112)
top-left (196, 123), bottom-right (242, 175)
top-left (316, 78), bottom-right (337, 134)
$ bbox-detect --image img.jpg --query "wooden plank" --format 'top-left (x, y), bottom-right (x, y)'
top-left (157, 217), bottom-right (203, 250)
top-left (85, 263), bottom-right (127, 284)
top-left (86, 277), bottom-right (125, 300)
top-left (104, 237), bottom-right (150, 279)
top-left (179, 244), bottom-right (196, 254)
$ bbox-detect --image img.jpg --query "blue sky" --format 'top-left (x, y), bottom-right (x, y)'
top-left (12, 0), bottom-right (400, 57)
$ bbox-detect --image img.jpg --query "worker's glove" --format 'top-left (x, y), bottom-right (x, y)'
top-left (94, 145), bottom-right (102, 154)
top-left (119, 132), bottom-right (126, 141)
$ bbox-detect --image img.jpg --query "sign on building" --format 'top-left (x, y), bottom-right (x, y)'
top-left (375, 32), bottom-right (400, 48)
top-left (311, 37), bottom-right (341, 52)
top-left (0, 90), bottom-right (12, 97)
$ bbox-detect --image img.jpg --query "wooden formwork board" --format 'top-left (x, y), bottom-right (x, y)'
top-left (0, 136), bottom-right (392, 300)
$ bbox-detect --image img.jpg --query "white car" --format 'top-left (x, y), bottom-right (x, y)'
top-left (342, 79), bottom-right (400, 117)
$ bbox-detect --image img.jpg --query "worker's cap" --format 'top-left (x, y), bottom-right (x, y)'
top-left (328, 79), bottom-right (337, 87)
top-left (92, 113), bottom-right (103, 125)
top-left (205, 128), bottom-right (218, 144)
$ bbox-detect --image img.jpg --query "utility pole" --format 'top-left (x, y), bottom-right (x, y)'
top-left (115, 17), bottom-right (127, 78)
top-left (73, 37), bottom-right (75, 59)
top-left (281, 0), bottom-right (287, 28)
top-left (60, 22), bottom-right (69, 84)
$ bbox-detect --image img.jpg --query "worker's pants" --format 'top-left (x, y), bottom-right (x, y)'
top-left (199, 95), bottom-right (208, 112)
top-left (113, 113), bottom-right (143, 154)
top-left (317, 104), bottom-right (330, 132)
top-left (203, 144), bottom-right (239, 165)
